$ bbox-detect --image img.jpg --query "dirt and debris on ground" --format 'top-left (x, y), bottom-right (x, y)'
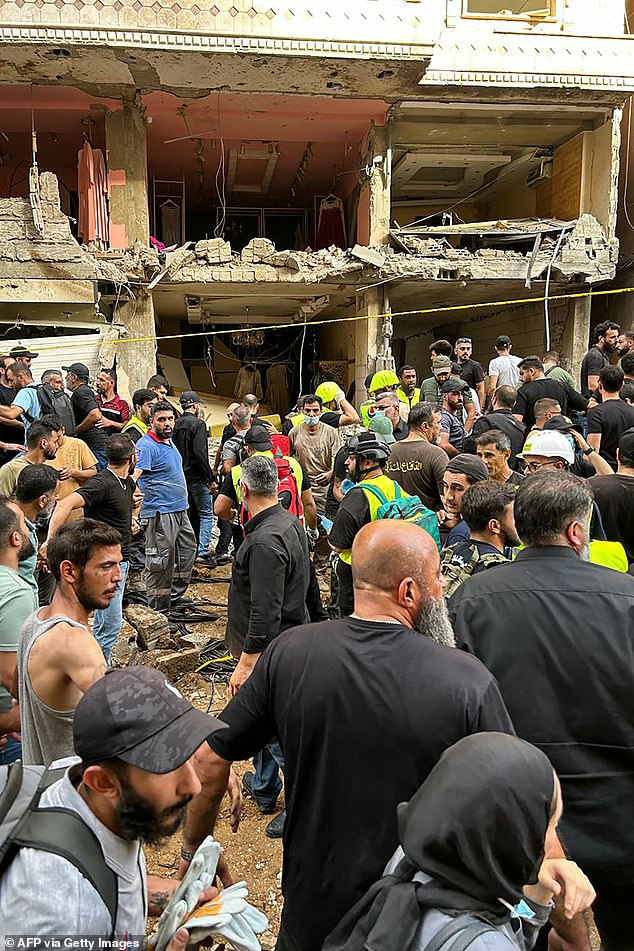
top-left (141, 564), bottom-right (284, 946)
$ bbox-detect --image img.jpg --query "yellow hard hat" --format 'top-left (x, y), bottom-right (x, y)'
top-left (315, 381), bottom-right (340, 403)
top-left (369, 369), bottom-right (399, 393)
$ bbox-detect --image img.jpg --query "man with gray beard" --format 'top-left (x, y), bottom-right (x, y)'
top-left (177, 519), bottom-right (512, 951)
top-left (449, 470), bottom-right (634, 951)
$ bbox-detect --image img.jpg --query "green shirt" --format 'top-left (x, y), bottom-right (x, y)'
top-left (420, 377), bottom-right (474, 405)
top-left (0, 563), bottom-right (37, 712)
top-left (545, 364), bottom-right (576, 389)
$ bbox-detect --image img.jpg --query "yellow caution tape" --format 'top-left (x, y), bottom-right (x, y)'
top-left (21, 283), bottom-right (634, 353)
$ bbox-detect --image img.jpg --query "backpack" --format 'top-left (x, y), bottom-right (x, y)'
top-left (270, 432), bottom-right (291, 457)
top-left (441, 541), bottom-right (506, 598)
top-left (239, 451), bottom-right (304, 531)
top-left (360, 482), bottom-right (441, 551)
top-left (0, 760), bottom-right (117, 934)
top-left (24, 384), bottom-right (76, 435)
top-left (423, 915), bottom-right (497, 951)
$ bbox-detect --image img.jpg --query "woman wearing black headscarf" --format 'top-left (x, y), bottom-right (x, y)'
top-left (324, 733), bottom-right (594, 951)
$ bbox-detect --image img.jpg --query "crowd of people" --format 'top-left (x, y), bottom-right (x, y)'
top-left (0, 324), bottom-right (634, 951)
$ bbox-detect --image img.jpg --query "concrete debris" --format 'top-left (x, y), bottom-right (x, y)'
top-left (110, 619), bottom-right (139, 668)
top-left (0, 172), bottom-right (99, 280)
top-left (240, 238), bottom-right (276, 263)
top-left (350, 244), bottom-right (387, 268)
top-left (195, 238), bottom-right (232, 264)
top-left (0, 174), bottom-right (618, 290)
top-left (123, 602), bottom-right (172, 651)
top-left (141, 647), bottom-right (201, 680)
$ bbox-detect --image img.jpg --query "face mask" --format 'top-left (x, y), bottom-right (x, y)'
top-left (304, 415), bottom-right (320, 426)
top-left (370, 408), bottom-right (386, 419)
top-left (565, 434), bottom-right (575, 451)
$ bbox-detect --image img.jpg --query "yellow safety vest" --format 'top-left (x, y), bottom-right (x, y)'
top-left (396, 387), bottom-right (421, 409)
top-left (339, 474), bottom-right (408, 565)
top-left (231, 450), bottom-right (303, 505)
top-left (360, 400), bottom-right (374, 428)
top-left (589, 539), bottom-right (629, 572)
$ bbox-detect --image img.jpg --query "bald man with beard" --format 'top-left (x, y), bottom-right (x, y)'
top-left (179, 520), bottom-right (513, 951)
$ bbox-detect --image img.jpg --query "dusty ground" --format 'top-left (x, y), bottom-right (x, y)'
top-left (143, 565), bottom-right (284, 945)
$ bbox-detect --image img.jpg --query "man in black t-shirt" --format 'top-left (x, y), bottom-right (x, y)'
top-left (514, 355), bottom-right (587, 432)
top-left (587, 365), bottom-right (634, 469)
top-left (580, 319), bottom-right (619, 398)
top-left (43, 433), bottom-right (137, 664)
top-left (180, 520), bottom-right (513, 951)
top-left (590, 428), bottom-right (634, 567)
top-left (455, 337), bottom-right (485, 410)
top-left (63, 362), bottom-right (108, 469)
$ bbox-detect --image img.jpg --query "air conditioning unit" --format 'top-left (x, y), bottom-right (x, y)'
top-left (527, 159), bottom-right (553, 189)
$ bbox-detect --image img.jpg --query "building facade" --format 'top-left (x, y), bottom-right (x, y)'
top-left (0, 0), bottom-right (633, 401)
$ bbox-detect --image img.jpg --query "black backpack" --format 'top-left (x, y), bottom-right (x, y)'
top-left (35, 384), bottom-right (76, 435)
top-left (0, 761), bottom-right (117, 934)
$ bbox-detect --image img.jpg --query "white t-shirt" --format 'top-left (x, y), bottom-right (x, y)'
top-left (488, 354), bottom-right (522, 389)
top-left (0, 764), bottom-right (147, 939)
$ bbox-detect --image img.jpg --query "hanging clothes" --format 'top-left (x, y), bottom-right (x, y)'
top-left (77, 140), bottom-right (97, 245)
top-left (265, 364), bottom-right (289, 416)
top-left (77, 142), bottom-right (109, 249)
top-left (92, 148), bottom-right (109, 249)
top-left (315, 195), bottom-right (346, 250)
top-left (161, 200), bottom-right (181, 246)
top-left (234, 364), bottom-right (263, 401)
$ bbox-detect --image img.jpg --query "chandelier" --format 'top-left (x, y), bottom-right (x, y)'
top-left (231, 328), bottom-right (265, 347)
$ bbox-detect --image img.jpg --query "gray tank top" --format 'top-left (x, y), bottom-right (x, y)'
top-left (17, 611), bottom-right (89, 766)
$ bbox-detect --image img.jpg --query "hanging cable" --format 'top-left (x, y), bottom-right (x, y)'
top-left (543, 227), bottom-right (569, 351)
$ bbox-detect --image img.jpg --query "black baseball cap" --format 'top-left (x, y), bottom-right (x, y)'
top-left (440, 377), bottom-right (470, 394)
top-left (179, 390), bottom-right (199, 408)
top-left (74, 667), bottom-right (227, 774)
top-left (544, 414), bottom-right (583, 434)
top-left (244, 425), bottom-right (272, 451)
top-left (62, 362), bottom-right (90, 380)
top-left (10, 345), bottom-right (39, 359)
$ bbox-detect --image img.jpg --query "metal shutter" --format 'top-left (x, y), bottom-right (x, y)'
top-left (3, 331), bottom-right (109, 384)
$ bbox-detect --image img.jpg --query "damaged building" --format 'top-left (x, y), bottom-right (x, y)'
top-left (0, 0), bottom-right (633, 405)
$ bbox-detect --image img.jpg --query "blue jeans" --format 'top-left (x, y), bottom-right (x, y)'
top-left (93, 561), bottom-right (129, 665)
top-left (189, 482), bottom-right (214, 556)
top-left (253, 739), bottom-right (284, 809)
top-left (0, 735), bottom-right (21, 765)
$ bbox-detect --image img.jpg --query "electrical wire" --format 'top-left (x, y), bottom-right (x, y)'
top-left (297, 314), bottom-right (308, 401)
top-left (214, 93), bottom-right (227, 239)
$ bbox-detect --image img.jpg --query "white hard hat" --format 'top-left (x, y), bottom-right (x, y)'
top-left (518, 429), bottom-right (575, 466)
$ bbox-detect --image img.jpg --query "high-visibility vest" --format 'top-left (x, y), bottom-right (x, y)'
top-left (339, 474), bottom-right (407, 565)
top-left (230, 450), bottom-right (304, 505)
top-left (396, 387), bottom-right (421, 409)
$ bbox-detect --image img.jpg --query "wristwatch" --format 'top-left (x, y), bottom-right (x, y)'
top-left (583, 447), bottom-right (594, 456)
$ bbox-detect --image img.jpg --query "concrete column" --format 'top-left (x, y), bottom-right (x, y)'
top-left (367, 123), bottom-right (392, 247)
top-left (113, 290), bottom-right (157, 396)
top-left (106, 98), bottom-right (150, 250)
top-left (354, 286), bottom-right (387, 402)
top-left (562, 295), bottom-right (592, 385)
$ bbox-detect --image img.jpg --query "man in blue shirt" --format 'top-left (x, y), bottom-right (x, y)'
top-left (133, 400), bottom-right (196, 618)
top-left (0, 361), bottom-right (41, 431)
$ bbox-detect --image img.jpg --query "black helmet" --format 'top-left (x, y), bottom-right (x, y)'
top-left (347, 431), bottom-right (391, 461)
